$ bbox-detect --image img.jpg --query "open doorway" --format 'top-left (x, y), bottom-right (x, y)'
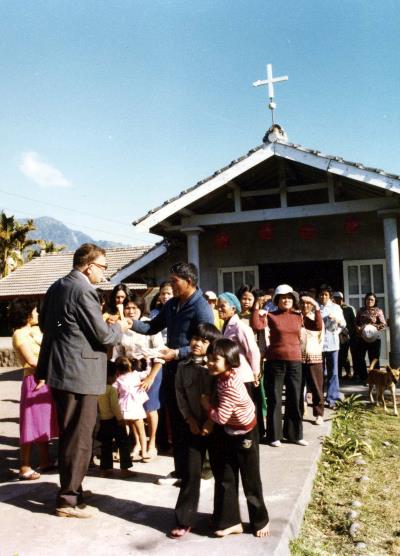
top-left (259, 260), bottom-right (344, 293)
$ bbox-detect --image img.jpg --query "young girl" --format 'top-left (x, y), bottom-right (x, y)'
top-left (114, 356), bottom-right (149, 462)
top-left (97, 361), bottom-right (135, 478)
top-left (202, 338), bottom-right (270, 539)
top-left (169, 323), bottom-right (221, 539)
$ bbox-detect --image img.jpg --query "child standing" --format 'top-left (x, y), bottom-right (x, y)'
top-left (168, 323), bottom-right (221, 539)
top-left (202, 338), bottom-right (270, 539)
top-left (97, 361), bottom-right (135, 478)
top-left (114, 356), bottom-right (149, 461)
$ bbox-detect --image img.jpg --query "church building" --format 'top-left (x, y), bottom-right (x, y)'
top-left (129, 123), bottom-right (400, 367)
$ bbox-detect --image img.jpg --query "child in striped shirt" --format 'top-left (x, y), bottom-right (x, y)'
top-left (202, 338), bottom-right (270, 538)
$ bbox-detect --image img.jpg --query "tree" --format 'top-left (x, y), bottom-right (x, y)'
top-left (0, 211), bottom-right (37, 277)
top-left (27, 240), bottom-right (65, 260)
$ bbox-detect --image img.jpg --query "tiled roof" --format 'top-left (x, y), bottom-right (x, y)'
top-left (132, 138), bottom-right (400, 228)
top-left (0, 246), bottom-right (153, 298)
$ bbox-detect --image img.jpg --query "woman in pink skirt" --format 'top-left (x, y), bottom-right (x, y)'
top-left (10, 299), bottom-right (58, 480)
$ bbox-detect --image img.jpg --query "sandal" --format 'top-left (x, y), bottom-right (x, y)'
top-left (19, 469), bottom-right (41, 481)
top-left (168, 526), bottom-right (192, 539)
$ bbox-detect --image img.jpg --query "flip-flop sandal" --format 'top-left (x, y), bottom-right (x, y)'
top-left (19, 469), bottom-right (41, 481)
top-left (168, 526), bottom-right (192, 539)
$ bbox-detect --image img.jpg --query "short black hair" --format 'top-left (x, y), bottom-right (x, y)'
top-left (191, 322), bottom-right (222, 344)
top-left (364, 292), bottom-right (378, 307)
top-left (319, 284), bottom-right (333, 296)
top-left (209, 338), bottom-right (240, 368)
top-left (169, 262), bottom-right (198, 286)
top-left (252, 288), bottom-right (267, 300)
top-left (236, 284), bottom-right (254, 300)
top-left (8, 299), bottom-right (37, 330)
top-left (123, 293), bottom-right (147, 316)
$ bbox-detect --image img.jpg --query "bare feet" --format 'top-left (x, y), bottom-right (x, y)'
top-left (255, 523), bottom-right (271, 538)
top-left (214, 523), bottom-right (243, 537)
top-left (168, 525), bottom-right (192, 539)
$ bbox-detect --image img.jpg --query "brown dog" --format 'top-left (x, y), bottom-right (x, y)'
top-left (367, 359), bottom-right (400, 416)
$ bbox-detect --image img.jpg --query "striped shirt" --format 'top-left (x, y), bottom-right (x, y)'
top-left (209, 370), bottom-right (256, 433)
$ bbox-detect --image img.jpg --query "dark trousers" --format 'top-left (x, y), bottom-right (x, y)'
top-left (174, 428), bottom-right (214, 527)
top-left (338, 338), bottom-right (357, 376)
top-left (354, 337), bottom-right (381, 380)
top-left (302, 363), bottom-right (324, 417)
top-left (163, 363), bottom-right (187, 478)
top-left (97, 418), bottom-right (131, 470)
top-left (52, 388), bottom-right (98, 508)
top-left (265, 360), bottom-right (303, 442)
top-left (212, 426), bottom-right (269, 531)
top-left (338, 341), bottom-right (350, 375)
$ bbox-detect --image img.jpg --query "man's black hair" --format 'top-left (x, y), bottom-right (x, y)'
top-left (169, 262), bottom-right (198, 286)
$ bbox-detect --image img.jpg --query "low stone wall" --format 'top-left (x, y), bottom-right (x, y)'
top-left (0, 348), bottom-right (18, 368)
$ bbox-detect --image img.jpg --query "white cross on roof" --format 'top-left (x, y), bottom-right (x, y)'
top-left (253, 63), bottom-right (288, 100)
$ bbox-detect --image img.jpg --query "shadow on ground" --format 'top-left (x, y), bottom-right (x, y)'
top-left (0, 481), bottom-right (214, 538)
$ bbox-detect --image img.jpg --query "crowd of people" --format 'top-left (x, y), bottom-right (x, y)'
top-left (9, 242), bottom-right (388, 539)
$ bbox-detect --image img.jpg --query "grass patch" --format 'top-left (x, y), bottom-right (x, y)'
top-left (291, 395), bottom-right (400, 555)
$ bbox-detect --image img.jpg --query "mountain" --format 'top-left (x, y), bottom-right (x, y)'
top-left (26, 216), bottom-right (127, 251)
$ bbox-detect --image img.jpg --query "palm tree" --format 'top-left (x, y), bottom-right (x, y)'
top-left (0, 211), bottom-right (37, 277)
top-left (27, 239), bottom-right (65, 260)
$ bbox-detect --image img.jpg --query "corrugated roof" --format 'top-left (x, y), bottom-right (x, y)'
top-left (132, 139), bottom-right (400, 228)
top-left (0, 246), bottom-right (153, 298)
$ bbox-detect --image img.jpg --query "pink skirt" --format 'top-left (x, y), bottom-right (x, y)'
top-left (20, 375), bottom-right (58, 445)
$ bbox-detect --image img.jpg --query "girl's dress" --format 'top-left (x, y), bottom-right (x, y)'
top-left (113, 316), bottom-right (165, 412)
top-left (114, 372), bottom-right (149, 420)
top-left (12, 326), bottom-right (58, 445)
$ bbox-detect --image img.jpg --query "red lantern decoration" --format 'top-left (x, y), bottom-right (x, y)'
top-left (299, 223), bottom-right (316, 240)
top-left (214, 231), bottom-right (230, 249)
top-left (258, 223), bottom-right (273, 241)
top-left (345, 216), bottom-right (360, 235)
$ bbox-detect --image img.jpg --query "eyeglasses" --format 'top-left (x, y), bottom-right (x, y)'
top-left (91, 262), bottom-right (108, 271)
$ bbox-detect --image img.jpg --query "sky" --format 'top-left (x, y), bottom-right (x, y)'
top-left (1, 0), bottom-right (399, 246)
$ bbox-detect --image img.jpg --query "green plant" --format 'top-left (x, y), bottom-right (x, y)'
top-left (322, 395), bottom-right (374, 469)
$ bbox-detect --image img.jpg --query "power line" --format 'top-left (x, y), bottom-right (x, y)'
top-left (0, 188), bottom-right (136, 228)
top-left (0, 204), bottom-right (145, 243)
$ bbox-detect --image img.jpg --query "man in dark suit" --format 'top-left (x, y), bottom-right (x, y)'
top-left (37, 243), bottom-right (131, 518)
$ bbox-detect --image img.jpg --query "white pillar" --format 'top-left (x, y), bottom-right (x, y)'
top-left (182, 226), bottom-right (203, 283)
top-left (379, 210), bottom-right (400, 367)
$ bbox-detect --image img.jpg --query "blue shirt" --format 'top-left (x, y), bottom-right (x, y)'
top-left (132, 288), bottom-right (214, 360)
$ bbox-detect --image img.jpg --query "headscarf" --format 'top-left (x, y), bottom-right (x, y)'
top-left (218, 292), bottom-right (241, 314)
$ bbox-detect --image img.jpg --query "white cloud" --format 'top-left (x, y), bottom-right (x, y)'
top-left (20, 151), bottom-right (71, 188)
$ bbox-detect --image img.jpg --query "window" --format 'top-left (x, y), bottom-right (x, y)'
top-left (217, 266), bottom-right (259, 294)
top-left (343, 259), bottom-right (389, 363)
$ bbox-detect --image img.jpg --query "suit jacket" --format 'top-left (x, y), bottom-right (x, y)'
top-left (36, 270), bottom-right (122, 395)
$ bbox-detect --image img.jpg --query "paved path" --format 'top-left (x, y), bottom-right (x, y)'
top-left (0, 367), bottom-right (335, 556)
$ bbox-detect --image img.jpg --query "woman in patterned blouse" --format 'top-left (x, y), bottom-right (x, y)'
top-left (354, 292), bottom-right (387, 381)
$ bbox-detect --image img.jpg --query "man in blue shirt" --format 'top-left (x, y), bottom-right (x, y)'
top-left (132, 262), bottom-right (214, 484)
